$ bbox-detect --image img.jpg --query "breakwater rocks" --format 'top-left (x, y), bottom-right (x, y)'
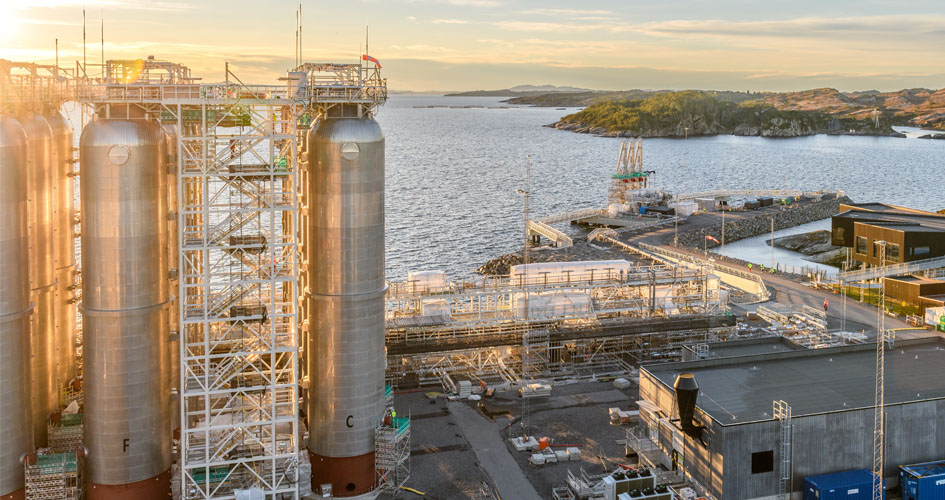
top-left (678, 196), bottom-right (852, 250)
top-left (475, 241), bottom-right (625, 275)
top-left (917, 133), bottom-right (945, 139)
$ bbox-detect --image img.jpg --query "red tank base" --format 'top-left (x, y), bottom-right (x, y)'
top-left (88, 468), bottom-right (172, 500)
top-left (1, 488), bottom-right (25, 500)
top-left (309, 450), bottom-right (376, 497)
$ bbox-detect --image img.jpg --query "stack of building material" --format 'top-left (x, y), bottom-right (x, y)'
top-left (519, 383), bottom-right (552, 398)
top-left (458, 380), bottom-right (472, 398)
top-left (566, 447), bottom-right (582, 461)
top-left (510, 436), bottom-right (538, 451)
top-left (613, 377), bottom-right (632, 389)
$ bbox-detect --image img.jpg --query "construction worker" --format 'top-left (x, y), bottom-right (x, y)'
top-left (760, 264), bottom-right (765, 272)
top-left (824, 298), bottom-right (829, 312)
top-left (748, 263), bottom-right (753, 272)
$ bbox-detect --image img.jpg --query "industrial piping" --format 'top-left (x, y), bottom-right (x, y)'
top-left (80, 115), bottom-right (172, 500)
top-left (306, 104), bottom-right (387, 497)
top-left (46, 111), bottom-right (78, 400)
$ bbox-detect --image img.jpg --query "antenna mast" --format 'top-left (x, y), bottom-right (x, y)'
top-left (872, 240), bottom-right (888, 500)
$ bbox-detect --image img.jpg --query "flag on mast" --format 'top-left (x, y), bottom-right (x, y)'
top-left (362, 54), bottom-right (381, 69)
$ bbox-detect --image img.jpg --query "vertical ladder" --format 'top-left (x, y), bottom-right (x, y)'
top-left (773, 400), bottom-right (792, 500)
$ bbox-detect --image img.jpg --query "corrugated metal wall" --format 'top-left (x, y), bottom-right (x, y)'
top-left (640, 370), bottom-right (945, 500)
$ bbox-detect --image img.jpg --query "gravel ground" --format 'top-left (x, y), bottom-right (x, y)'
top-left (469, 380), bottom-right (640, 497)
top-left (377, 381), bottom-right (646, 500)
top-left (378, 391), bottom-right (484, 500)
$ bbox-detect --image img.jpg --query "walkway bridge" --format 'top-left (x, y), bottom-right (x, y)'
top-left (836, 255), bottom-right (945, 283)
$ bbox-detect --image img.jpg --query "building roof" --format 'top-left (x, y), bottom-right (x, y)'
top-left (684, 336), bottom-right (803, 360)
top-left (834, 204), bottom-right (945, 232)
top-left (643, 337), bottom-right (945, 425)
top-left (839, 203), bottom-right (944, 216)
top-left (860, 222), bottom-right (944, 233)
top-left (888, 275), bottom-right (945, 285)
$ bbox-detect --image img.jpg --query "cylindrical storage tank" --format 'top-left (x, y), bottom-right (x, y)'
top-left (306, 104), bottom-right (386, 497)
top-left (21, 112), bottom-right (58, 448)
top-left (80, 118), bottom-right (171, 500)
top-left (0, 115), bottom-right (33, 500)
top-left (46, 111), bottom-right (78, 395)
top-left (161, 124), bottom-right (180, 438)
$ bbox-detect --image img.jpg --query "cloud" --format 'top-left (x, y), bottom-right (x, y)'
top-left (520, 8), bottom-right (612, 17)
top-left (638, 14), bottom-right (945, 41)
top-left (492, 21), bottom-right (604, 32)
top-left (408, 0), bottom-right (500, 6)
top-left (432, 19), bottom-right (469, 24)
top-left (20, 0), bottom-right (193, 11)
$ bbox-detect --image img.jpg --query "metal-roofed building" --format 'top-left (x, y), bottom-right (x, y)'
top-left (831, 203), bottom-right (945, 267)
top-left (638, 336), bottom-right (945, 500)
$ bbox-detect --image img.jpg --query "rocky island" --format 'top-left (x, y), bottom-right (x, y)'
top-left (548, 91), bottom-right (904, 138)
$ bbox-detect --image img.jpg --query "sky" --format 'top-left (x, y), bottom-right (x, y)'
top-left (3, 0), bottom-right (945, 92)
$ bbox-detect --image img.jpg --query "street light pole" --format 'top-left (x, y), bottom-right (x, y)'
top-left (771, 217), bottom-right (775, 269)
top-left (721, 209), bottom-right (725, 252)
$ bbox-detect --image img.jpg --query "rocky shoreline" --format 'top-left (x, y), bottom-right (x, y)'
top-left (771, 230), bottom-right (845, 266)
top-left (547, 120), bottom-right (906, 139)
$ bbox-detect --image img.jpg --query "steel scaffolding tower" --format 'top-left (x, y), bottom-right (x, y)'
top-left (77, 58), bottom-right (301, 499)
top-left (24, 452), bottom-right (84, 500)
top-left (173, 66), bottom-right (299, 500)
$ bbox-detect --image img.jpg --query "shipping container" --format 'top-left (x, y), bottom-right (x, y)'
top-left (803, 469), bottom-right (882, 500)
top-left (758, 196), bottom-right (774, 207)
top-left (901, 460), bottom-right (945, 500)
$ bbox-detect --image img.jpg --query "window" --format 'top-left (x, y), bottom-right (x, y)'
top-left (856, 236), bottom-right (867, 255)
top-left (751, 450), bottom-right (774, 474)
top-left (913, 246), bottom-right (930, 257)
top-left (887, 243), bottom-right (900, 262)
top-left (833, 227), bottom-right (845, 245)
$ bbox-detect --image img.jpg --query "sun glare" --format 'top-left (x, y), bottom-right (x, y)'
top-left (0, 5), bottom-right (17, 44)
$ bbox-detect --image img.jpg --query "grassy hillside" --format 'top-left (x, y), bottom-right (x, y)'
top-left (553, 91), bottom-right (897, 137)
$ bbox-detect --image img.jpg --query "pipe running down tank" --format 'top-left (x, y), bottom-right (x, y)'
top-left (46, 111), bottom-right (78, 397)
top-left (21, 112), bottom-right (58, 448)
top-left (80, 113), bottom-right (171, 500)
top-left (306, 104), bottom-right (387, 497)
top-left (0, 115), bottom-right (33, 500)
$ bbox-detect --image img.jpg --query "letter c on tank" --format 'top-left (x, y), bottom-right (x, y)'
top-left (346, 415), bottom-right (354, 428)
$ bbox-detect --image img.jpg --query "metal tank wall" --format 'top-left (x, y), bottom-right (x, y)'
top-left (21, 112), bottom-right (58, 448)
top-left (306, 104), bottom-right (386, 497)
top-left (80, 116), bottom-right (172, 500)
top-left (46, 111), bottom-right (78, 394)
top-left (0, 116), bottom-right (33, 500)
